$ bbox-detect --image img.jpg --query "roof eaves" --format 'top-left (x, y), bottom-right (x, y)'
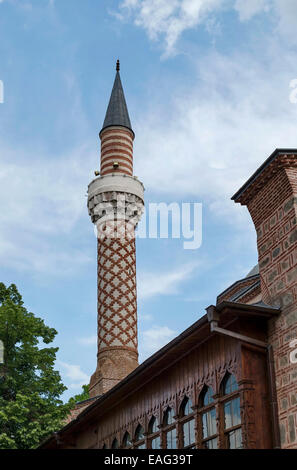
top-left (217, 274), bottom-right (260, 302)
top-left (232, 148), bottom-right (297, 202)
top-left (216, 300), bottom-right (280, 316)
top-left (39, 314), bottom-right (210, 447)
top-left (229, 280), bottom-right (260, 302)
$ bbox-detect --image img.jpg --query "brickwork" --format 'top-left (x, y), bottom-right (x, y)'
top-left (235, 153), bottom-right (297, 449)
top-left (100, 127), bottom-right (134, 176)
top-left (236, 284), bottom-right (261, 305)
top-left (97, 227), bottom-right (138, 353)
top-left (217, 276), bottom-right (260, 304)
top-left (64, 397), bottom-right (98, 425)
top-left (88, 115), bottom-right (144, 398)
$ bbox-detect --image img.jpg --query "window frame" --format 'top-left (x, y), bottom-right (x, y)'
top-left (220, 374), bottom-right (242, 449)
top-left (179, 397), bottom-right (196, 449)
top-left (147, 416), bottom-right (161, 450)
top-left (162, 407), bottom-right (177, 450)
top-left (122, 431), bottom-right (132, 449)
top-left (198, 386), bottom-right (218, 449)
top-left (111, 438), bottom-right (119, 449)
top-left (134, 424), bottom-right (146, 449)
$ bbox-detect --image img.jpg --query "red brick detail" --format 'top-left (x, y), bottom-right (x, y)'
top-left (101, 166), bottom-right (132, 177)
top-left (101, 142), bottom-right (133, 155)
top-left (101, 154), bottom-right (133, 169)
top-left (235, 284), bottom-right (261, 304)
top-left (238, 158), bottom-right (297, 448)
top-left (100, 127), bottom-right (134, 141)
top-left (89, 126), bottom-right (140, 399)
top-left (236, 154), bottom-right (297, 207)
top-left (97, 222), bottom-right (137, 352)
top-left (64, 398), bottom-right (98, 425)
top-left (100, 127), bottom-right (134, 176)
top-left (101, 159), bottom-right (133, 173)
top-left (217, 277), bottom-right (260, 304)
top-left (89, 218), bottom-right (139, 398)
top-left (89, 349), bottom-right (138, 397)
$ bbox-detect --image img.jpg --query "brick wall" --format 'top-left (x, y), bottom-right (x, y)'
top-left (88, 125), bottom-right (142, 398)
top-left (241, 161), bottom-right (297, 448)
top-left (217, 276), bottom-right (260, 304)
top-left (100, 127), bottom-right (134, 176)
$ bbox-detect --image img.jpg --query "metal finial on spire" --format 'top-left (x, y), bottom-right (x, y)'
top-left (100, 59), bottom-right (133, 135)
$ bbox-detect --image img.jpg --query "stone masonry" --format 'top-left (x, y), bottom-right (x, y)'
top-left (233, 150), bottom-right (297, 449)
top-left (87, 63), bottom-right (144, 398)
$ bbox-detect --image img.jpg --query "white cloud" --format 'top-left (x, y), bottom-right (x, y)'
top-left (140, 325), bottom-right (177, 357)
top-left (118, 0), bottom-right (297, 54)
top-left (273, 0), bottom-right (297, 43)
top-left (78, 335), bottom-right (97, 346)
top-left (234, 0), bottom-right (270, 21)
top-left (133, 46), bottom-right (297, 222)
top-left (138, 262), bottom-right (199, 299)
top-left (59, 360), bottom-right (89, 389)
top-left (0, 143), bottom-right (95, 275)
top-left (235, 0), bottom-right (297, 42)
top-left (119, 0), bottom-right (225, 56)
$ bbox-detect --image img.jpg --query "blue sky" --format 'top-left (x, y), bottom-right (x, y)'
top-left (1, 0), bottom-right (297, 399)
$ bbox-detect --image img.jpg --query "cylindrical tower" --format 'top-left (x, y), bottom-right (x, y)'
top-left (87, 61), bottom-right (144, 397)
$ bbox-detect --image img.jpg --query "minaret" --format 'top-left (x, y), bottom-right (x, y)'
top-left (87, 61), bottom-right (144, 397)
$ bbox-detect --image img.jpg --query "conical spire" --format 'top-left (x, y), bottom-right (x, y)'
top-left (100, 60), bottom-right (133, 136)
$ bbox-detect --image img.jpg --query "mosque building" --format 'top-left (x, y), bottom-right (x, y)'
top-left (40, 62), bottom-right (297, 450)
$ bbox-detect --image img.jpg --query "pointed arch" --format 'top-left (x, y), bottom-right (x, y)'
top-left (221, 372), bottom-right (239, 395)
top-left (148, 415), bottom-right (161, 449)
top-left (148, 415), bottom-right (159, 434)
top-left (163, 407), bottom-right (177, 449)
top-left (111, 438), bottom-right (119, 449)
top-left (134, 423), bottom-right (145, 441)
top-left (163, 407), bottom-right (175, 426)
top-left (180, 396), bottom-right (195, 448)
top-left (122, 431), bottom-right (132, 448)
top-left (199, 385), bottom-right (215, 407)
top-left (221, 372), bottom-right (242, 448)
top-left (199, 384), bottom-right (218, 449)
top-left (180, 396), bottom-right (193, 417)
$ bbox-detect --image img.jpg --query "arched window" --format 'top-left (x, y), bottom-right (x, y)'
top-left (148, 416), bottom-right (160, 449)
top-left (111, 438), bottom-right (118, 449)
top-left (163, 407), bottom-right (177, 449)
top-left (180, 397), bottom-right (195, 448)
top-left (134, 424), bottom-right (146, 449)
top-left (164, 407), bottom-right (175, 426)
top-left (223, 373), bottom-right (238, 395)
top-left (221, 374), bottom-right (242, 449)
top-left (200, 386), bottom-right (218, 449)
top-left (181, 396), bottom-right (193, 417)
top-left (122, 431), bottom-right (132, 449)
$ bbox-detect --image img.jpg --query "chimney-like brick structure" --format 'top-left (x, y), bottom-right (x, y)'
top-left (233, 149), bottom-right (297, 448)
top-left (87, 62), bottom-right (144, 397)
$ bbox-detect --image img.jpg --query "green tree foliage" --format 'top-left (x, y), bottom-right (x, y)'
top-left (67, 384), bottom-right (89, 409)
top-left (0, 283), bottom-right (69, 449)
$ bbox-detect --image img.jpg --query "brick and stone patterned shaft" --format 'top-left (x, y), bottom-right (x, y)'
top-left (87, 62), bottom-right (144, 397)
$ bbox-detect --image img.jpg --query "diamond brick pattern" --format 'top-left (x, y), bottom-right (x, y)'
top-left (97, 221), bottom-right (138, 352)
top-left (88, 116), bottom-right (144, 397)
